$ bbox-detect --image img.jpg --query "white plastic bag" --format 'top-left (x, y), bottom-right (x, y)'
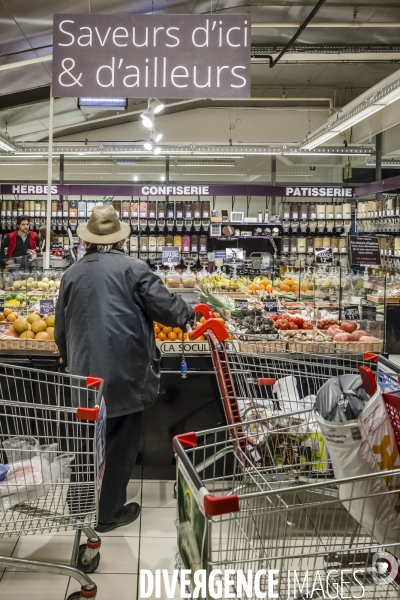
top-left (315, 387), bottom-right (400, 556)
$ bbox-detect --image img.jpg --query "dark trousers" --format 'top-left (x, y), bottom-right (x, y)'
top-left (98, 410), bottom-right (143, 525)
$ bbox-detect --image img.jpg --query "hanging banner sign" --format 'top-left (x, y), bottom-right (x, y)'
top-left (0, 184), bottom-right (356, 197)
top-left (52, 14), bottom-right (251, 98)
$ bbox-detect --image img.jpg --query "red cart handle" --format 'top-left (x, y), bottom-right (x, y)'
top-left (189, 318), bottom-right (230, 343)
top-left (257, 378), bottom-right (277, 386)
top-left (359, 365), bottom-right (377, 397)
top-left (194, 303), bottom-right (215, 319)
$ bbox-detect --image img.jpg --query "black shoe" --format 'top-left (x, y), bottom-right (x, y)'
top-left (95, 502), bottom-right (141, 533)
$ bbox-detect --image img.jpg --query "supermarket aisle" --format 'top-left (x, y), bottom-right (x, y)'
top-left (0, 480), bottom-right (178, 600)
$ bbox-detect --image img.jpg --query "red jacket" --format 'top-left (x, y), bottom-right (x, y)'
top-left (7, 230), bottom-right (37, 258)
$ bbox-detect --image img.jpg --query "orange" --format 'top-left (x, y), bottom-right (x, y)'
top-left (173, 327), bottom-right (182, 334)
top-left (168, 331), bottom-right (178, 341)
top-left (216, 318), bottom-right (225, 324)
top-left (280, 284), bottom-right (291, 292)
top-left (213, 312), bottom-right (221, 318)
top-left (6, 314), bottom-right (16, 322)
top-left (3, 308), bottom-right (12, 317)
top-left (157, 332), bottom-right (167, 341)
top-left (300, 283), bottom-right (307, 292)
top-left (196, 335), bottom-right (205, 341)
top-left (260, 279), bottom-right (269, 287)
top-left (265, 284), bottom-right (273, 292)
top-left (291, 285), bottom-right (299, 292)
top-left (183, 333), bottom-right (189, 340)
top-left (178, 332), bottom-right (184, 340)
top-left (200, 316), bottom-right (206, 323)
top-left (0, 314), bottom-right (4, 321)
top-left (163, 326), bottom-right (172, 335)
top-left (154, 326), bottom-right (161, 335)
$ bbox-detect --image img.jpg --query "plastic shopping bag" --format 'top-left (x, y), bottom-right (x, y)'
top-left (315, 381), bottom-right (400, 557)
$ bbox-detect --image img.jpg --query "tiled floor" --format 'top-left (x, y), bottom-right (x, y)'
top-left (0, 480), bottom-right (177, 600)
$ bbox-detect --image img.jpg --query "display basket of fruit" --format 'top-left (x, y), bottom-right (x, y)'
top-left (279, 329), bottom-right (335, 354)
top-left (322, 321), bottom-right (383, 353)
top-left (0, 312), bottom-right (58, 353)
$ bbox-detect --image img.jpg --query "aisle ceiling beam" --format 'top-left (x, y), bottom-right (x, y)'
top-left (265, 0), bottom-right (328, 67)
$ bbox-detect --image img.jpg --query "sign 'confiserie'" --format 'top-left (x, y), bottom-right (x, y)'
top-left (52, 14), bottom-right (251, 98)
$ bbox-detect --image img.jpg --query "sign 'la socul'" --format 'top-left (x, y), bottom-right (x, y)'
top-left (52, 14), bottom-right (251, 98)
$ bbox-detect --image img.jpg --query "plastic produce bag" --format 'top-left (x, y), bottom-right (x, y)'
top-left (315, 383), bottom-right (400, 557)
top-left (0, 453), bottom-right (75, 511)
top-left (2, 436), bottom-right (39, 463)
top-left (314, 374), bottom-right (369, 423)
top-left (273, 376), bottom-right (316, 413)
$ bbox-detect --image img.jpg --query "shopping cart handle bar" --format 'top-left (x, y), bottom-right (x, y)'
top-left (76, 406), bottom-right (100, 421)
top-left (189, 318), bottom-right (229, 343)
top-left (173, 432), bottom-right (198, 449)
top-left (203, 493), bottom-right (240, 516)
top-left (257, 378), bottom-right (277, 386)
top-left (194, 304), bottom-right (214, 319)
top-left (86, 377), bottom-right (104, 389)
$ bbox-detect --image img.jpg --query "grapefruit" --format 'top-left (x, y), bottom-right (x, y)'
top-left (3, 308), bottom-right (11, 317)
top-left (35, 331), bottom-right (50, 340)
top-left (13, 317), bottom-right (28, 334)
top-left (45, 315), bottom-right (55, 327)
top-left (5, 329), bottom-right (18, 337)
top-left (6, 314), bottom-right (16, 323)
top-left (27, 313), bottom-right (41, 324)
top-left (31, 320), bottom-right (47, 334)
top-left (19, 331), bottom-right (35, 339)
top-left (46, 327), bottom-right (54, 339)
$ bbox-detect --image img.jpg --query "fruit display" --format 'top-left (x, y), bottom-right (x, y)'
top-left (3, 313), bottom-right (55, 342)
top-left (0, 270), bottom-right (62, 305)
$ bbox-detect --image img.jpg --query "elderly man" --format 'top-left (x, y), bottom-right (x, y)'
top-left (55, 204), bottom-right (193, 532)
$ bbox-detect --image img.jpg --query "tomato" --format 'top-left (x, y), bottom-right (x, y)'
top-left (291, 316), bottom-right (304, 328)
top-left (275, 319), bottom-right (289, 330)
top-left (302, 322), bottom-right (314, 330)
top-left (289, 323), bottom-right (298, 330)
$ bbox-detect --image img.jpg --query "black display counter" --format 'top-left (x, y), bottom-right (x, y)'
top-left (385, 305), bottom-right (400, 355)
top-left (0, 351), bottom-right (222, 481)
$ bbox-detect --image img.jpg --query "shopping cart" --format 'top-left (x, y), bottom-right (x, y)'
top-left (173, 412), bottom-right (400, 600)
top-left (189, 304), bottom-right (380, 431)
top-left (0, 362), bottom-right (106, 600)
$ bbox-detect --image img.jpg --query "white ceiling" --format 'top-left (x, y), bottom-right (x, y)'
top-left (1, 0), bottom-right (400, 177)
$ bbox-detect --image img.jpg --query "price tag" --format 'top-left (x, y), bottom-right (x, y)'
top-left (40, 299), bottom-right (54, 315)
top-left (315, 247), bottom-right (333, 264)
top-left (234, 299), bottom-right (248, 310)
top-left (161, 246), bottom-right (180, 265)
top-left (343, 306), bottom-right (360, 321)
top-left (362, 305), bottom-right (377, 321)
top-left (263, 299), bottom-right (278, 313)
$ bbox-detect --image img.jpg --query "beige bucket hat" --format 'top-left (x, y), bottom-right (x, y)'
top-left (77, 204), bottom-right (131, 244)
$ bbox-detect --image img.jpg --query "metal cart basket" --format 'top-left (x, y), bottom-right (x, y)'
top-left (189, 304), bottom-right (379, 430)
top-left (0, 362), bottom-right (106, 600)
top-left (173, 408), bottom-right (400, 600)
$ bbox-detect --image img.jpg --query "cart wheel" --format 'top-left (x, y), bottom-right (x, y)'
top-left (67, 585), bottom-right (97, 599)
top-left (77, 544), bottom-right (101, 574)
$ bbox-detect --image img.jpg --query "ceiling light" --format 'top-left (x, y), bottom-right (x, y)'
top-left (149, 98), bottom-right (165, 114)
top-left (301, 77), bottom-right (400, 150)
top-left (144, 140), bottom-right (154, 151)
top-left (141, 109), bottom-right (155, 129)
top-left (0, 134), bottom-right (17, 152)
top-left (161, 176), bottom-right (165, 181)
top-left (150, 129), bottom-right (163, 143)
top-left (153, 147), bottom-right (162, 156)
top-left (78, 98), bottom-right (128, 109)
top-left (134, 176), bottom-right (138, 181)
top-left (366, 159), bottom-right (400, 167)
